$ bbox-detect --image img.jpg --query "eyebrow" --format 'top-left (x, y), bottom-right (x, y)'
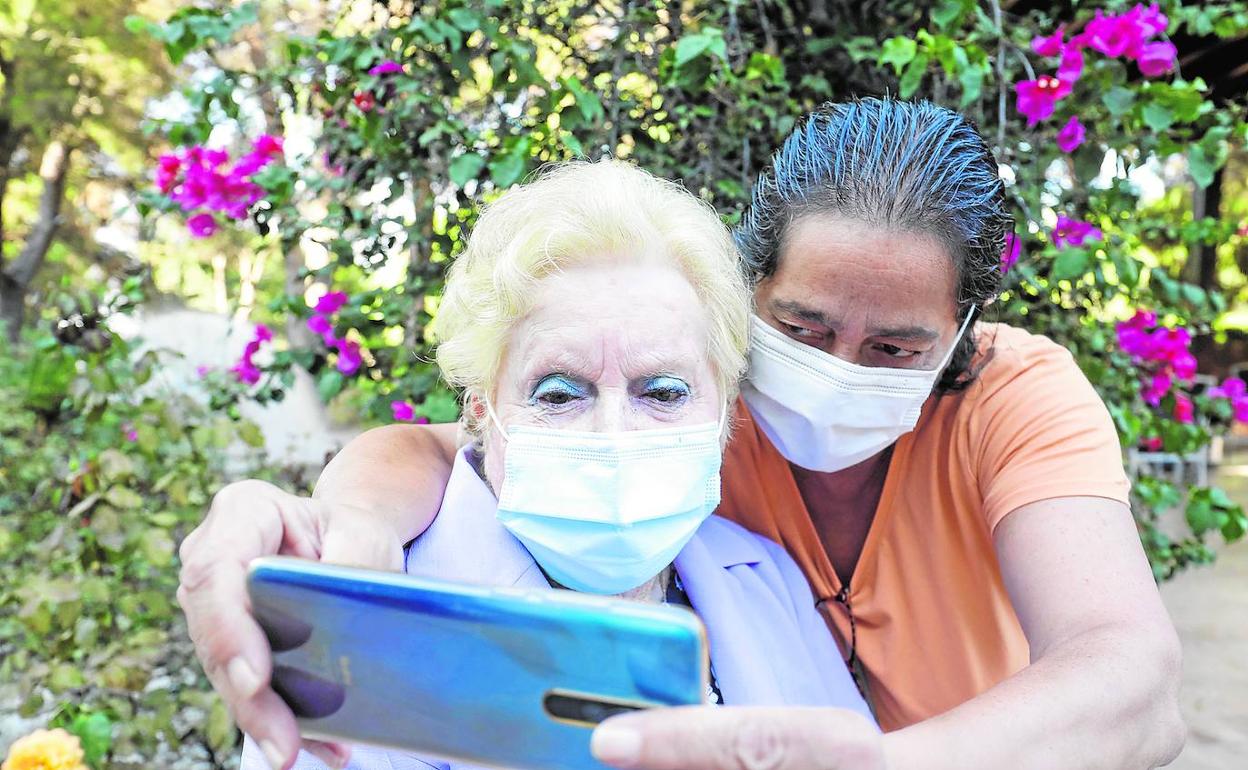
top-left (772, 299), bottom-right (940, 342)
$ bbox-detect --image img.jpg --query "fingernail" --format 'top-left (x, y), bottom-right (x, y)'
top-left (308, 744), bottom-right (348, 769)
top-left (260, 740), bottom-right (286, 770)
top-left (590, 724), bottom-right (642, 767)
top-left (228, 657), bottom-right (263, 698)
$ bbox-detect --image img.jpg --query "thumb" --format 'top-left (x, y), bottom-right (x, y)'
top-left (589, 706), bottom-right (883, 770)
top-left (317, 504), bottom-right (405, 572)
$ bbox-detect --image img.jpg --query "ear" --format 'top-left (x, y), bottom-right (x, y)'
top-left (465, 391), bottom-right (488, 421)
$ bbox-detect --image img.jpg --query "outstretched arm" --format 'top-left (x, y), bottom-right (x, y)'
top-left (178, 422), bottom-right (461, 770)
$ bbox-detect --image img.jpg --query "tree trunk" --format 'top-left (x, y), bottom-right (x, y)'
top-left (0, 140), bottom-right (73, 341)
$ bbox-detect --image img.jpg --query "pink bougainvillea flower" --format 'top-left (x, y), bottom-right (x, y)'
top-left (187, 212), bottom-right (218, 238)
top-left (1141, 436), bottom-right (1163, 452)
top-left (1209, 377), bottom-right (1248, 400)
top-left (253, 134), bottom-right (284, 157)
top-left (1137, 40), bottom-right (1177, 77)
top-left (1172, 351), bottom-right (1198, 381)
top-left (1234, 398), bottom-right (1248, 423)
top-left (1015, 75), bottom-right (1071, 126)
top-left (1057, 46), bottom-right (1085, 86)
top-left (1000, 232), bottom-right (1021, 273)
top-left (1056, 116), bottom-right (1086, 153)
top-left (1142, 370), bottom-right (1173, 406)
top-left (254, 324), bottom-right (274, 343)
top-left (155, 154), bottom-right (182, 192)
top-left (1052, 215), bottom-right (1103, 249)
top-left (415, 415), bottom-right (430, 425)
top-left (1031, 27), bottom-right (1066, 58)
top-left (353, 92), bottom-right (375, 112)
top-left (315, 291), bottom-right (349, 314)
top-left (231, 359), bottom-right (262, 384)
top-left (1082, 10), bottom-right (1138, 58)
top-left (336, 338), bottom-right (363, 374)
top-left (307, 314), bottom-right (333, 335)
top-left (391, 400), bottom-right (415, 421)
top-left (1173, 393), bottom-right (1195, 424)
top-left (1137, 3), bottom-right (1169, 36)
top-left (195, 364), bottom-right (212, 379)
top-left (368, 59), bottom-right (404, 76)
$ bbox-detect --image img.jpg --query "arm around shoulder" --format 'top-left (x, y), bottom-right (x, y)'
top-left (314, 422), bottom-right (461, 543)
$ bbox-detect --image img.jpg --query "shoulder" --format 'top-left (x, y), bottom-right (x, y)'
top-left (968, 322), bottom-right (1084, 396)
top-left (693, 515), bottom-right (805, 579)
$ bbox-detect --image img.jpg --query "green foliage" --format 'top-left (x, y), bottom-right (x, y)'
top-left (0, 286), bottom-right (301, 767)
top-left (134, 0), bottom-right (1248, 584)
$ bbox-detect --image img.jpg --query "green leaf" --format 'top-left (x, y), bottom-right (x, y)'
top-left (489, 150), bottom-right (527, 189)
top-left (1186, 496), bottom-right (1219, 535)
top-left (745, 52), bottom-right (784, 84)
top-left (931, 0), bottom-right (969, 29)
top-left (674, 28), bottom-right (725, 68)
top-left (69, 712), bottom-right (113, 767)
top-left (880, 37), bottom-right (918, 75)
top-left (1142, 102), bottom-right (1175, 132)
top-left (898, 53), bottom-right (930, 99)
top-left (1102, 87), bottom-right (1136, 117)
top-left (447, 8), bottom-right (481, 32)
top-left (958, 63), bottom-right (985, 106)
top-left (1188, 145), bottom-right (1215, 188)
top-left (449, 153), bottom-right (485, 187)
top-left (1051, 248), bottom-right (1091, 281)
top-left (318, 370), bottom-right (345, 401)
top-left (104, 485), bottom-right (143, 510)
top-left (123, 15), bottom-right (151, 35)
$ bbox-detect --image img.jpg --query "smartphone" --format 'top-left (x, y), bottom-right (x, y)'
top-left (246, 556), bottom-right (708, 770)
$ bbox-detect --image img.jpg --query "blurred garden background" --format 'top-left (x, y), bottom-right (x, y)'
top-left (2, 0), bottom-right (1247, 768)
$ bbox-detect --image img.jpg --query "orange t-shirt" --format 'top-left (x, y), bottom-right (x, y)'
top-left (718, 323), bottom-right (1131, 731)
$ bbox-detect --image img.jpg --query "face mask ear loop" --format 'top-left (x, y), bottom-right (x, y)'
top-left (934, 305), bottom-right (978, 374)
top-left (483, 398), bottom-right (510, 443)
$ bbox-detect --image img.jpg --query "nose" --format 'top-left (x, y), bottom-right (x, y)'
top-left (589, 390), bottom-right (632, 433)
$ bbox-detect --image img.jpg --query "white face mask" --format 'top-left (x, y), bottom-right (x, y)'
top-left (486, 404), bottom-right (724, 595)
top-left (740, 309), bottom-right (976, 472)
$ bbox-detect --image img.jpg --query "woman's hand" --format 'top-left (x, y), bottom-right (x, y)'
top-left (177, 479), bottom-right (405, 770)
top-left (590, 706), bottom-right (885, 770)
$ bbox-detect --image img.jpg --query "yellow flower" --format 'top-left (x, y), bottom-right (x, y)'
top-left (1, 729), bottom-right (88, 770)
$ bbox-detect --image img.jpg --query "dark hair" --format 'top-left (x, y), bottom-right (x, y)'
top-left (736, 97), bottom-right (1010, 392)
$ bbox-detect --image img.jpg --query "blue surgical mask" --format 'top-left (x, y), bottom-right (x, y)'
top-left (487, 404), bottom-right (725, 595)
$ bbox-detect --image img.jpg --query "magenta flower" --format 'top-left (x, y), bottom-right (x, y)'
top-left (1137, 40), bottom-right (1177, 77)
top-left (368, 60), bottom-right (404, 76)
top-left (1057, 46), bottom-right (1085, 86)
top-left (1031, 27), bottom-right (1066, 58)
top-left (1015, 75), bottom-right (1071, 126)
top-left (1141, 436), bottom-right (1163, 452)
top-left (155, 154), bottom-right (182, 193)
top-left (1209, 377), bottom-right (1248, 400)
top-left (1082, 10), bottom-right (1137, 58)
top-left (1173, 393), bottom-right (1195, 424)
top-left (195, 365), bottom-right (212, 379)
top-left (1000, 232), bottom-right (1021, 273)
top-left (415, 416), bottom-right (430, 425)
top-left (1172, 351), bottom-right (1198, 381)
top-left (1056, 116), bottom-right (1086, 153)
top-left (253, 134), bottom-right (284, 157)
top-left (315, 291), bottom-right (349, 314)
top-left (1136, 3), bottom-right (1169, 37)
top-left (336, 339), bottom-right (363, 374)
top-left (254, 324), bottom-right (274, 343)
top-left (187, 213), bottom-right (218, 238)
top-left (1052, 215), bottom-right (1103, 249)
top-left (231, 360), bottom-right (262, 385)
top-left (1142, 370), bottom-right (1173, 406)
top-left (391, 400), bottom-right (415, 421)
top-left (307, 314), bottom-right (333, 335)
top-left (353, 92), bottom-right (375, 112)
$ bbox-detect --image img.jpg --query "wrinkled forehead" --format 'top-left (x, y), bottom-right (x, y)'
top-left (497, 260), bottom-right (716, 383)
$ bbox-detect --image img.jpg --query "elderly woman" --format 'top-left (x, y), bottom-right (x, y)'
top-left (236, 160), bottom-right (871, 770)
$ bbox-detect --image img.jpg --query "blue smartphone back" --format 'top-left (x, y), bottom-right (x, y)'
top-left (246, 556), bottom-right (707, 770)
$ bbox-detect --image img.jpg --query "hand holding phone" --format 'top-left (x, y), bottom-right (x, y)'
top-left (247, 556), bottom-right (708, 770)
